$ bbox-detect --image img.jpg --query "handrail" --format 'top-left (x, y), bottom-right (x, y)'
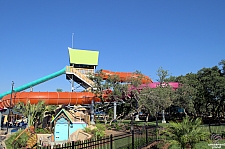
top-left (12, 128), bottom-right (28, 145)
top-left (66, 66), bottom-right (94, 87)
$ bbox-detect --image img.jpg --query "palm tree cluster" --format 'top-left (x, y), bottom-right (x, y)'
top-left (163, 116), bottom-right (209, 149)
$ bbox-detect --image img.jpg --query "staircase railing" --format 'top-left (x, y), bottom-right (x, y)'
top-left (12, 128), bottom-right (28, 146)
top-left (66, 66), bottom-right (94, 88)
top-left (12, 127), bottom-right (37, 148)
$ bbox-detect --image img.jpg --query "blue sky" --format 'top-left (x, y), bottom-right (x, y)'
top-left (0, 1), bottom-right (225, 93)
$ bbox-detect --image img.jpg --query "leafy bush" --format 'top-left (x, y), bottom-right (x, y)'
top-left (163, 116), bottom-right (210, 149)
top-left (107, 122), bottom-right (129, 131)
top-left (95, 123), bottom-right (106, 131)
top-left (35, 128), bottom-right (51, 134)
top-left (84, 124), bottom-right (106, 139)
top-left (5, 129), bottom-right (29, 149)
top-left (92, 128), bottom-right (105, 139)
top-left (83, 127), bottom-right (92, 134)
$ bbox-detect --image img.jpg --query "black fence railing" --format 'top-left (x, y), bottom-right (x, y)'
top-left (37, 125), bottom-right (158, 149)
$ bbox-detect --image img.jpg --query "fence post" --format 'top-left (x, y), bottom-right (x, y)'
top-left (132, 130), bottom-right (134, 149)
top-left (146, 127), bottom-right (148, 147)
top-left (72, 141), bottom-right (75, 149)
top-left (110, 134), bottom-right (113, 149)
top-left (156, 126), bottom-right (158, 141)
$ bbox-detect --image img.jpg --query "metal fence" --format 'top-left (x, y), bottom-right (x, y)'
top-left (37, 125), bottom-right (158, 149)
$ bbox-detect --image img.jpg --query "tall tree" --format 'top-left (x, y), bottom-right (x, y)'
top-left (89, 70), bottom-right (144, 122)
top-left (56, 88), bottom-right (63, 92)
top-left (138, 85), bottom-right (175, 123)
top-left (156, 66), bottom-right (170, 83)
top-left (173, 75), bottom-right (196, 115)
top-left (197, 66), bottom-right (225, 118)
top-left (219, 59), bottom-right (225, 76)
top-left (89, 70), bottom-right (111, 103)
top-left (155, 67), bottom-right (175, 122)
top-left (13, 100), bottom-right (46, 128)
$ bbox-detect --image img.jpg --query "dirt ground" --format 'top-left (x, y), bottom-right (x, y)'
top-left (105, 129), bottom-right (127, 136)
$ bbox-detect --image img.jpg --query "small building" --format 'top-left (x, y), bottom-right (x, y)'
top-left (51, 109), bottom-right (87, 142)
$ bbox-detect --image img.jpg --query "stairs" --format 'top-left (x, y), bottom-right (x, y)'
top-left (26, 131), bottom-right (37, 148)
top-left (66, 66), bottom-right (94, 89)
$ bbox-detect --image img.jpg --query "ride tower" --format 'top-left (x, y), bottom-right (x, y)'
top-left (66, 47), bottom-right (99, 91)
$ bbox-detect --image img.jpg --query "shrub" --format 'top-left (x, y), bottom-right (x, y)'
top-left (83, 127), bottom-right (92, 134)
top-left (84, 124), bottom-right (106, 139)
top-left (5, 129), bottom-right (29, 149)
top-left (35, 128), bottom-right (51, 134)
top-left (92, 128), bottom-right (105, 139)
top-left (95, 123), bottom-right (106, 131)
top-left (163, 116), bottom-right (210, 149)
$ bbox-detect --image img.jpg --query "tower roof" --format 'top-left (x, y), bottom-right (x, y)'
top-left (68, 47), bottom-right (99, 66)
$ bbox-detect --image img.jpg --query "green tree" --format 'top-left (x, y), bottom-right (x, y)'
top-left (89, 70), bottom-right (144, 123)
top-left (138, 67), bottom-right (176, 123)
top-left (138, 85), bottom-right (175, 123)
top-left (89, 70), bottom-right (110, 103)
top-left (173, 75), bottom-right (196, 115)
top-left (219, 59), bottom-right (225, 75)
top-left (196, 66), bottom-right (225, 118)
top-left (13, 100), bottom-right (46, 127)
top-left (177, 73), bottom-right (205, 117)
top-left (163, 116), bottom-right (209, 149)
top-left (168, 60), bottom-right (225, 120)
top-left (89, 70), bottom-right (129, 123)
top-left (156, 66), bottom-right (170, 83)
top-left (56, 88), bottom-right (63, 92)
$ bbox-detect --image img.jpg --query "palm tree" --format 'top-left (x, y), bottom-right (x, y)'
top-left (163, 116), bottom-right (209, 149)
top-left (13, 100), bottom-right (46, 128)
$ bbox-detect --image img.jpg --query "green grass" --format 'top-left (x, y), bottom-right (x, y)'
top-left (164, 125), bottom-right (225, 149)
top-left (200, 125), bottom-right (225, 134)
top-left (104, 120), bottom-right (225, 149)
top-left (168, 140), bottom-right (225, 149)
top-left (121, 120), bottom-right (225, 134)
top-left (121, 120), bottom-right (170, 127)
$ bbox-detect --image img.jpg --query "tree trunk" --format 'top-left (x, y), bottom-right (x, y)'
top-left (185, 144), bottom-right (191, 149)
top-left (29, 125), bottom-right (35, 133)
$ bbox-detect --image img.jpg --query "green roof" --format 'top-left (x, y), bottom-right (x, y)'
top-left (68, 48), bottom-right (99, 65)
top-left (51, 109), bottom-right (74, 123)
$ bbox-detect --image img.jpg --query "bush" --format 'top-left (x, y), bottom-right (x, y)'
top-left (5, 129), bottom-right (29, 149)
top-left (163, 116), bottom-right (210, 149)
top-left (84, 124), bottom-right (106, 139)
top-left (83, 127), bottom-right (92, 134)
top-left (92, 128), bottom-right (105, 139)
top-left (95, 123), bottom-right (106, 131)
top-left (35, 128), bottom-right (51, 134)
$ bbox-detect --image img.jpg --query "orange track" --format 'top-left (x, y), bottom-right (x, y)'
top-left (1, 92), bottom-right (105, 108)
top-left (101, 70), bottom-right (153, 84)
top-left (0, 70), bottom-right (152, 109)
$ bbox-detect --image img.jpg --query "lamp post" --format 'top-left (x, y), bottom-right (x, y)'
top-left (6, 81), bottom-right (14, 134)
top-left (90, 100), bottom-right (95, 125)
top-left (155, 111), bottom-right (158, 127)
top-left (130, 113), bottom-right (134, 132)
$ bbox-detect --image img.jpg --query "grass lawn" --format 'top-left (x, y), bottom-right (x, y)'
top-left (169, 140), bottom-right (225, 149)
top-left (119, 120), bottom-right (225, 148)
top-left (200, 124), bottom-right (225, 134)
top-left (121, 120), bottom-right (170, 127)
top-left (121, 120), bottom-right (225, 134)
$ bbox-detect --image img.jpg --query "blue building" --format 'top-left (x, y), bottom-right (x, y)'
top-left (51, 109), bottom-right (87, 142)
